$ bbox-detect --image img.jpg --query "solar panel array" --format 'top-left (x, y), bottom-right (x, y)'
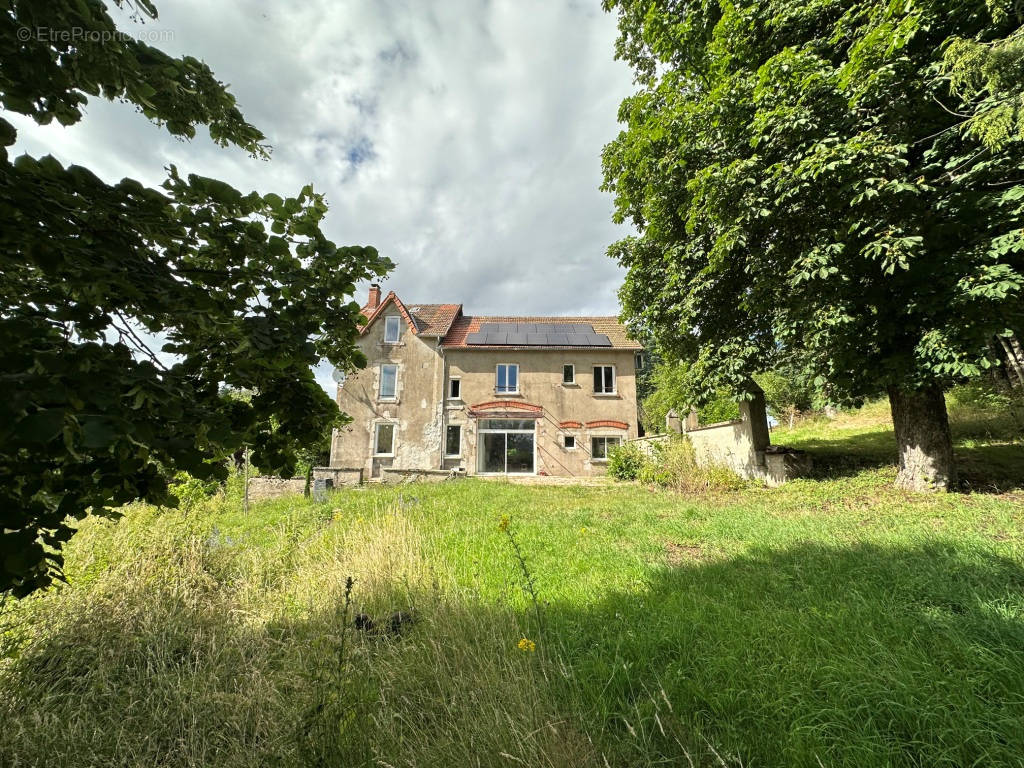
top-left (465, 322), bottom-right (612, 347)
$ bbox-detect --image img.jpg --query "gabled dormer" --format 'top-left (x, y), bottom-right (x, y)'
top-left (359, 284), bottom-right (462, 341)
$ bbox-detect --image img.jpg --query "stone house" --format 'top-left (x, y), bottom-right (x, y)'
top-left (326, 284), bottom-right (642, 479)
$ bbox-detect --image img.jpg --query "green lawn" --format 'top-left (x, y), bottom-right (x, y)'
top-left (2, 404), bottom-right (1023, 767)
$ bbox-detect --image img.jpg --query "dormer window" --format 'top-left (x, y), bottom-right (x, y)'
top-left (384, 316), bottom-right (401, 343)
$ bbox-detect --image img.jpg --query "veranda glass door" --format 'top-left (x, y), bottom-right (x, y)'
top-left (477, 419), bottom-right (535, 474)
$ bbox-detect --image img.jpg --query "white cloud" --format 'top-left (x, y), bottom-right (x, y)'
top-left (10, 0), bottom-right (636, 390)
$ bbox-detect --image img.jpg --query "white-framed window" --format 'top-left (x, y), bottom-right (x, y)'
top-left (591, 436), bottom-right (621, 461)
top-left (374, 423), bottom-right (396, 456)
top-left (379, 363), bottom-right (398, 399)
top-left (562, 364), bottom-right (575, 385)
top-left (448, 378), bottom-right (461, 399)
top-left (496, 363), bottom-right (519, 394)
top-left (564, 434), bottom-right (576, 449)
top-left (384, 315), bottom-right (401, 344)
top-left (444, 424), bottom-right (462, 457)
top-left (593, 365), bottom-right (616, 395)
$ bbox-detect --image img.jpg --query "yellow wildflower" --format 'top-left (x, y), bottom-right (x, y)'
top-left (579, 527), bottom-right (587, 534)
top-left (517, 637), bottom-right (536, 653)
top-left (498, 515), bottom-right (510, 532)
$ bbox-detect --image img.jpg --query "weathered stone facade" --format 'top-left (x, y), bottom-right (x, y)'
top-left (328, 287), bottom-right (642, 479)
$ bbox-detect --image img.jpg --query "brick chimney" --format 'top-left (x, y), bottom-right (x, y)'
top-left (367, 283), bottom-right (381, 310)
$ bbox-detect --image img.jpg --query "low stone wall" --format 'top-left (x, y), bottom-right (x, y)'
top-left (246, 476), bottom-right (306, 500)
top-left (632, 390), bottom-right (810, 486)
top-left (686, 419), bottom-right (764, 478)
top-left (630, 434), bottom-right (670, 458)
top-left (313, 466), bottom-right (363, 487)
top-left (763, 449), bottom-right (813, 487)
top-left (380, 467), bottom-right (465, 484)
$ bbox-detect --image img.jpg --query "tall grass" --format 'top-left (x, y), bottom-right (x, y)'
top-left (2, 460), bottom-right (1024, 766)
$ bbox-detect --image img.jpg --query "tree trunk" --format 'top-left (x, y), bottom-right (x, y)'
top-left (304, 464), bottom-right (313, 498)
top-left (998, 333), bottom-right (1024, 388)
top-left (887, 384), bottom-right (956, 492)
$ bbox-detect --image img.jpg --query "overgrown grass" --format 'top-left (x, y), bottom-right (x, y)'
top-left (2, 399), bottom-right (1023, 767)
top-left (774, 387), bottom-right (1024, 491)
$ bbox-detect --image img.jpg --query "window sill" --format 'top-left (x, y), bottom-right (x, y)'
top-left (593, 392), bottom-right (619, 398)
top-left (377, 398), bottom-right (399, 404)
top-left (444, 455), bottom-right (462, 460)
top-left (591, 458), bottom-right (609, 463)
top-left (562, 382), bottom-right (578, 388)
top-left (373, 454), bottom-right (395, 458)
top-left (495, 391), bottom-right (522, 397)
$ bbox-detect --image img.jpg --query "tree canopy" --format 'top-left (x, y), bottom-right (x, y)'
top-left (0, 0), bottom-right (390, 595)
top-left (602, 0), bottom-right (1024, 489)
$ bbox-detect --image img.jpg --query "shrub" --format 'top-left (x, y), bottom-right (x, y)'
top-left (169, 471), bottom-right (222, 512)
top-left (607, 443), bottom-right (646, 481)
top-left (610, 437), bottom-right (743, 492)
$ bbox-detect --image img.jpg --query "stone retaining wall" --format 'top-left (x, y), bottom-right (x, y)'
top-left (246, 476), bottom-right (307, 500)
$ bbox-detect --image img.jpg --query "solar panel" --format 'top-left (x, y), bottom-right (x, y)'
top-left (465, 322), bottom-right (611, 346)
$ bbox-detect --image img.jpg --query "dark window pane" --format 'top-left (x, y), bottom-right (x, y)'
top-left (449, 379), bottom-right (460, 398)
top-left (506, 432), bottom-right (534, 473)
top-left (564, 435), bottom-right (575, 448)
top-left (481, 432), bottom-right (505, 472)
top-left (445, 425), bottom-right (461, 456)
top-left (563, 364), bottom-right (574, 384)
top-left (375, 423), bottom-right (394, 454)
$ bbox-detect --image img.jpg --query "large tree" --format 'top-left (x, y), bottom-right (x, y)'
top-left (0, 0), bottom-right (391, 595)
top-left (602, 0), bottom-right (1024, 491)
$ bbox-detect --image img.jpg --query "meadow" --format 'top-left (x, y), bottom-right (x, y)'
top-left (1, 394), bottom-right (1022, 767)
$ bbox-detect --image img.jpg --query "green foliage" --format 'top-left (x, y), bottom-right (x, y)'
top-left (0, 1), bottom-right (392, 595)
top-left (606, 442), bottom-right (646, 480)
top-left (943, 21), bottom-right (1024, 151)
top-left (641, 359), bottom-right (740, 432)
top-left (602, 0), bottom-right (1024, 413)
top-left (634, 436), bottom-right (745, 492)
top-left (697, 396), bottom-right (741, 425)
top-left (168, 471), bottom-right (221, 513)
top-left (757, 366), bottom-right (818, 423)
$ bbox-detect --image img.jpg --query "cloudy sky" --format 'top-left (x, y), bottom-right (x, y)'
top-left (10, 0), bottom-right (636, 389)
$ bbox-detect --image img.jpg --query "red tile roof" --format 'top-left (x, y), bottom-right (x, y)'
top-left (359, 290), bottom-right (640, 349)
top-left (442, 315), bottom-right (641, 350)
top-left (359, 293), bottom-right (462, 338)
top-left (406, 303), bottom-right (462, 337)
